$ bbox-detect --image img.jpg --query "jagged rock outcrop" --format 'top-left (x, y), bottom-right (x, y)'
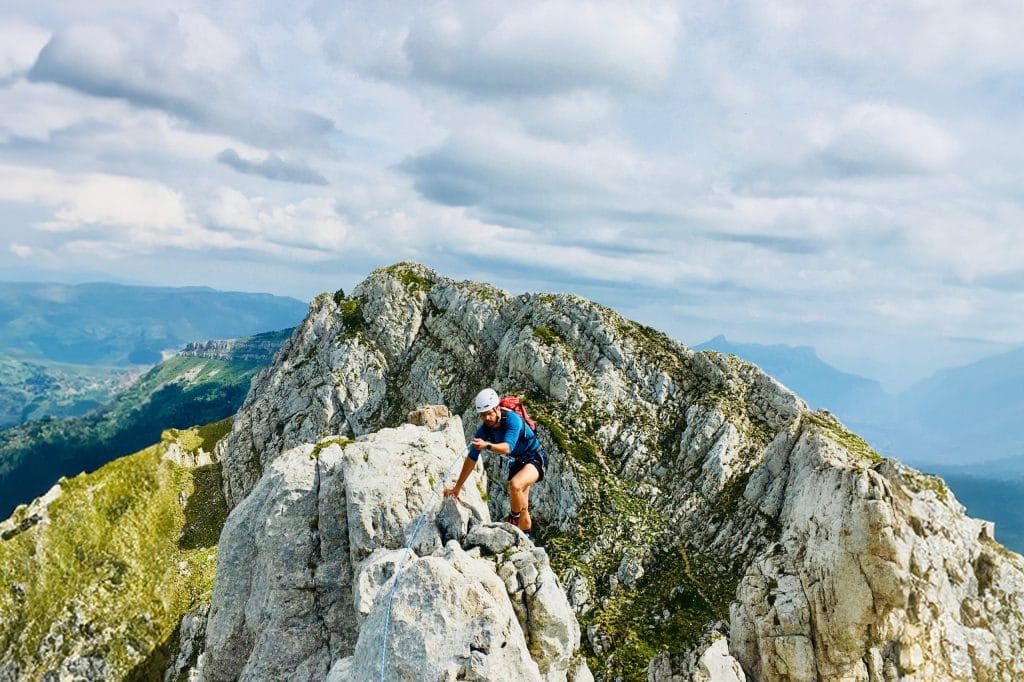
top-left (197, 413), bottom-right (590, 681)
top-left (178, 328), bottom-right (292, 364)
top-left (203, 263), bottom-right (1024, 680)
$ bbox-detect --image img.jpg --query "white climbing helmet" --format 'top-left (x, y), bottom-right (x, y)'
top-left (474, 388), bottom-right (500, 413)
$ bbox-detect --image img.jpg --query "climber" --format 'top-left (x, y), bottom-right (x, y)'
top-left (443, 387), bottom-right (548, 534)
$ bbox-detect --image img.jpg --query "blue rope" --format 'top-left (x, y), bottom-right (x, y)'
top-left (378, 445), bottom-right (478, 681)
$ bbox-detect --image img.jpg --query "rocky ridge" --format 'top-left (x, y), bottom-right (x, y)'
top-left (194, 408), bottom-right (590, 681)
top-left (199, 262), bottom-right (1024, 680)
top-left (178, 328), bottom-right (293, 364)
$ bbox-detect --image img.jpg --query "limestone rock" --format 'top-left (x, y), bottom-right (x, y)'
top-left (0, 481), bottom-right (61, 540)
top-left (649, 635), bottom-right (746, 681)
top-left (204, 263), bottom-right (1024, 681)
top-left (407, 404), bottom-right (452, 429)
top-left (350, 543), bottom-right (542, 682)
top-left (497, 545), bottom-right (583, 680)
top-left (165, 604), bottom-right (209, 682)
top-left (465, 522), bottom-right (523, 556)
top-left (200, 413), bottom-right (588, 681)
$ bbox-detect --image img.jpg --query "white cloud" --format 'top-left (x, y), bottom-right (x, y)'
top-left (0, 164), bottom-right (236, 252)
top-left (206, 187), bottom-right (348, 253)
top-left (401, 122), bottom-right (701, 232)
top-left (0, 21), bottom-right (49, 79)
top-left (901, 196), bottom-right (1024, 283)
top-left (743, 0), bottom-right (1024, 76)
top-left (26, 15), bottom-right (336, 147)
top-left (336, 2), bottom-right (680, 97)
top-left (812, 103), bottom-right (959, 175)
top-left (512, 91), bottom-right (615, 141)
top-left (39, 175), bottom-right (191, 233)
top-left (0, 80), bottom-right (111, 142)
top-left (479, 1), bottom-right (679, 92)
top-left (9, 243), bottom-right (33, 258)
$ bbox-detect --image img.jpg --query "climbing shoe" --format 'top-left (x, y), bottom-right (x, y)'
top-left (506, 511), bottom-right (521, 527)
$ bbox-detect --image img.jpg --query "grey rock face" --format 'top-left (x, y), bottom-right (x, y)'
top-left (648, 635), bottom-right (747, 682)
top-left (201, 415), bottom-right (588, 681)
top-left (165, 604), bottom-right (209, 682)
top-left (732, 420), bottom-right (1024, 681)
top-left (352, 542), bottom-right (542, 681)
top-left (178, 329), bottom-right (291, 363)
top-left (209, 263), bottom-right (1024, 680)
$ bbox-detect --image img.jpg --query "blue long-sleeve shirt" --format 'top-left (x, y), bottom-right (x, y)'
top-left (469, 409), bottom-right (541, 462)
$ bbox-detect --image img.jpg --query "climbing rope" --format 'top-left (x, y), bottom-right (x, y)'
top-left (379, 445), bottom-right (500, 681)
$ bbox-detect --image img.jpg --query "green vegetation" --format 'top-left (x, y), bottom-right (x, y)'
top-left (378, 262), bottom-right (434, 297)
top-left (523, 394), bottom-right (601, 466)
top-left (617, 317), bottom-right (687, 371)
top-left (0, 424), bottom-right (230, 679)
top-left (532, 326), bottom-right (560, 347)
top-left (712, 470), bottom-right (754, 518)
top-left (588, 546), bottom-right (742, 681)
top-left (806, 411), bottom-right (883, 464)
top-left (903, 469), bottom-right (948, 502)
top-left (162, 418), bottom-right (233, 455)
top-left (310, 437), bottom-right (354, 459)
top-left (0, 354), bottom-right (138, 427)
top-left (338, 296), bottom-right (366, 339)
top-left (521, 389), bottom-right (745, 679)
top-left (0, 332), bottom-right (287, 519)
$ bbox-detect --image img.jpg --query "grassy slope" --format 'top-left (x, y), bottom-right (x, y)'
top-left (0, 421), bottom-right (230, 680)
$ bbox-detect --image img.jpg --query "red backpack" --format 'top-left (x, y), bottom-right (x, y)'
top-left (499, 395), bottom-right (536, 431)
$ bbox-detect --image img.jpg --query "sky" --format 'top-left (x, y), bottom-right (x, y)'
top-left (1, 1), bottom-right (1023, 391)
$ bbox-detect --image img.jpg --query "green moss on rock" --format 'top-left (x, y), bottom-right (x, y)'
top-left (532, 326), bottom-right (560, 347)
top-left (378, 262), bottom-right (434, 297)
top-left (338, 297), bottom-right (366, 339)
top-left (806, 411), bottom-right (883, 464)
top-left (523, 395), bottom-right (601, 467)
top-left (903, 468), bottom-right (949, 502)
top-left (161, 418), bottom-right (233, 455)
top-left (588, 545), bottom-right (742, 681)
top-left (310, 437), bottom-right (354, 459)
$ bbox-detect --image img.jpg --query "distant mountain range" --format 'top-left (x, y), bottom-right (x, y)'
top-left (693, 335), bottom-right (889, 418)
top-left (696, 335), bottom-right (1024, 552)
top-left (0, 281), bottom-right (307, 365)
top-left (889, 346), bottom-right (1024, 465)
top-left (0, 328), bottom-right (291, 519)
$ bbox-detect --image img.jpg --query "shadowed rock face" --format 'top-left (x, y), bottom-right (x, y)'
top-left (204, 263), bottom-right (1024, 681)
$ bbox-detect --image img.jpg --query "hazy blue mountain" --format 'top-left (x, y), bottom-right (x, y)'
top-left (936, 454), bottom-right (1024, 480)
top-left (693, 335), bottom-right (890, 421)
top-left (694, 335), bottom-right (1024, 553)
top-left (0, 281), bottom-right (307, 365)
top-left (889, 346), bottom-right (1024, 466)
top-left (0, 329), bottom-right (291, 519)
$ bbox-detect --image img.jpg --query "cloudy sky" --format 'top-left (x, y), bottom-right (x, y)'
top-left (2, 1), bottom-right (1022, 389)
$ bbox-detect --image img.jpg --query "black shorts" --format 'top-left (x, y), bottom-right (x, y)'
top-left (508, 449), bottom-right (547, 482)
